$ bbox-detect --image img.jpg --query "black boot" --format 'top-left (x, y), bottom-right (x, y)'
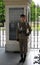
top-left (19, 54), bottom-right (23, 63)
top-left (23, 54), bottom-right (26, 63)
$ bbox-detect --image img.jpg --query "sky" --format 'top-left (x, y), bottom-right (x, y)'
top-left (33, 0), bottom-right (40, 6)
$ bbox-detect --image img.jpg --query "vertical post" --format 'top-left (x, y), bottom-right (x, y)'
top-left (30, 6), bottom-right (32, 48)
top-left (1, 27), bottom-right (2, 47)
top-left (37, 5), bottom-right (39, 49)
top-left (4, 27), bottom-right (6, 47)
top-left (0, 27), bottom-right (1, 47)
top-left (33, 5), bottom-right (35, 49)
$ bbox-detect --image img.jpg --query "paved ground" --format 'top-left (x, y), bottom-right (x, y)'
top-left (0, 48), bottom-right (40, 65)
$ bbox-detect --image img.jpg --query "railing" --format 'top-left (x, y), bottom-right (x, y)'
top-left (28, 21), bottom-right (40, 49)
top-left (0, 24), bottom-right (40, 49)
top-left (0, 27), bottom-right (6, 48)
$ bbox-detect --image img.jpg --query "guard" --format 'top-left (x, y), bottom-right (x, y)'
top-left (16, 14), bottom-right (32, 63)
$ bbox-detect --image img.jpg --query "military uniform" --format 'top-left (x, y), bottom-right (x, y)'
top-left (16, 21), bottom-right (32, 54)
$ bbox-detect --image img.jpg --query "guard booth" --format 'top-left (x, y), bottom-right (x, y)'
top-left (4, 0), bottom-right (32, 52)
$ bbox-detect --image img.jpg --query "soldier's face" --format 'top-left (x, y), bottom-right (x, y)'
top-left (20, 17), bottom-right (26, 22)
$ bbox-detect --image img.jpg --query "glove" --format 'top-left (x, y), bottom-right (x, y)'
top-left (25, 33), bottom-right (30, 36)
top-left (17, 39), bottom-right (19, 41)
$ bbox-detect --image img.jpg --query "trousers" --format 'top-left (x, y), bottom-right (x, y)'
top-left (19, 33), bottom-right (28, 54)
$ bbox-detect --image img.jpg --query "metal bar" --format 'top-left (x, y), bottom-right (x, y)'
top-left (30, 6), bottom-right (32, 48)
top-left (33, 5), bottom-right (35, 48)
top-left (37, 5), bottom-right (39, 48)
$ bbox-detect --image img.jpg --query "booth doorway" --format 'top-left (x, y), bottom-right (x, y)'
top-left (9, 8), bottom-right (24, 40)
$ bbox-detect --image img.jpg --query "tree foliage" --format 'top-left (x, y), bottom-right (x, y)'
top-left (30, 1), bottom-right (40, 21)
top-left (0, 0), bottom-right (5, 23)
top-left (30, 1), bottom-right (36, 21)
top-left (37, 6), bottom-right (40, 16)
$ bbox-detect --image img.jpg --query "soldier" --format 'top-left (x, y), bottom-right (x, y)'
top-left (16, 14), bottom-right (32, 63)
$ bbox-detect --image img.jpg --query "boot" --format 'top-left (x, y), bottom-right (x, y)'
top-left (23, 54), bottom-right (26, 63)
top-left (19, 54), bottom-right (23, 63)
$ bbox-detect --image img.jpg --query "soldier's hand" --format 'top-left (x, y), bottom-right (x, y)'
top-left (25, 33), bottom-right (30, 36)
top-left (17, 39), bottom-right (19, 41)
